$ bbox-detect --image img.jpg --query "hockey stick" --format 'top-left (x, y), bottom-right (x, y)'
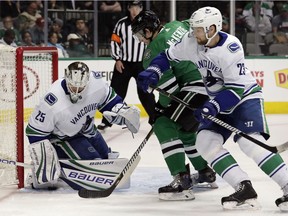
top-left (0, 157), bottom-right (33, 168)
top-left (153, 86), bottom-right (288, 154)
top-left (78, 127), bottom-right (154, 198)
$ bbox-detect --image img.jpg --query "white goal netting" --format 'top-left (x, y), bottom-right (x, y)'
top-left (0, 45), bottom-right (57, 188)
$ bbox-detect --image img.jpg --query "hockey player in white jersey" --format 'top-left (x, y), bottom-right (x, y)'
top-left (26, 61), bottom-right (140, 189)
top-left (137, 6), bottom-right (288, 211)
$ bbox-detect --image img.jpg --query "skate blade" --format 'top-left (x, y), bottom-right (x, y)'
top-left (223, 198), bottom-right (261, 210)
top-left (159, 190), bottom-right (195, 201)
top-left (279, 202), bottom-right (288, 212)
top-left (193, 181), bottom-right (218, 189)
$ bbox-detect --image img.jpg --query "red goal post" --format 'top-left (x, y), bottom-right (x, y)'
top-left (0, 46), bottom-right (58, 188)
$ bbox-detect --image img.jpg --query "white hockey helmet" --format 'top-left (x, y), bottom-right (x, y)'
top-left (65, 61), bottom-right (90, 103)
top-left (189, 7), bottom-right (222, 44)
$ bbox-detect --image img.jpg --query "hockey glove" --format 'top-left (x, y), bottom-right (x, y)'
top-left (103, 103), bottom-right (140, 133)
top-left (194, 100), bottom-right (220, 125)
top-left (137, 65), bottom-right (162, 93)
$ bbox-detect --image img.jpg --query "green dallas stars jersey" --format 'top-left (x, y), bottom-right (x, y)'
top-left (142, 20), bottom-right (206, 107)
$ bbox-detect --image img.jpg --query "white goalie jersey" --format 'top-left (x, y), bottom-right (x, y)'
top-left (26, 71), bottom-right (120, 141)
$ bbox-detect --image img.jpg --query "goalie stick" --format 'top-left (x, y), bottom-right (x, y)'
top-left (152, 86), bottom-right (288, 154)
top-left (78, 127), bottom-right (154, 198)
top-left (0, 158), bottom-right (33, 168)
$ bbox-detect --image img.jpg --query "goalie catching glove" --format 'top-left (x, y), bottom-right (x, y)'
top-left (103, 103), bottom-right (140, 133)
top-left (29, 139), bottom-right (61, 185)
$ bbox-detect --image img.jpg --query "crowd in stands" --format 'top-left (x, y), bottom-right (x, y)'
top-left (1, 1), bottom-right (288, 57)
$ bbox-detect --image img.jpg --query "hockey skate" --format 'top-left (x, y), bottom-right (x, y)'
top-left (158, 168), bottom-right (194, 201)
top-left (276, 195), bottom-right (288, 211)
top-left (275, 184), bottom-right (288, 211)
top-left (191, 166), bottom-right (218, 189)
top-left (221, 180), bottom-right (260, 210)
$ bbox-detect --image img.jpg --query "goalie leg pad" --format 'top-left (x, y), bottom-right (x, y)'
top-left (29, 139), bottom-right (61, 185)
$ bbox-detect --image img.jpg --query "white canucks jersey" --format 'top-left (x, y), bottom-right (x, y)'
top-left (165, 31), bottom-right (262, 101)
top-left (26, 71), bottom-right (120, 141)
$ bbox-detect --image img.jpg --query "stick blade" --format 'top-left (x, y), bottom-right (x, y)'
top-left (277, 141), bottom-right (288, 153)
top-left (78, 185), bottom-right (116, 198)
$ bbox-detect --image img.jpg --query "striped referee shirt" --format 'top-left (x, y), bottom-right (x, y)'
top-left (111, 16), bottom-right (146, 62)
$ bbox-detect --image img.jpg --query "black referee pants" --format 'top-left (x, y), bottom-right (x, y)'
top-left (102, 61), bottom-right (156, 126)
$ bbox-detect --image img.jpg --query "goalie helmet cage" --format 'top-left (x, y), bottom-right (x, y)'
top-left (0, 46), bottom-right (58, 188)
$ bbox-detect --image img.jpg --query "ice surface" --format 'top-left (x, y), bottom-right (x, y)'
top-left (1, 115), bottom-right (288, 216)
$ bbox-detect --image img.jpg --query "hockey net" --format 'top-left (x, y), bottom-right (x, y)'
top-left (0, 45), bottom-right (58, 188)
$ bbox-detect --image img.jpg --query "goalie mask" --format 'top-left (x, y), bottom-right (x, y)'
top-left (65, 62), bottom-right (90, 103)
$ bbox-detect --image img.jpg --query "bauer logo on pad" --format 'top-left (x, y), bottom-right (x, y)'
top-left (45, 93), bottom-right (58, 105)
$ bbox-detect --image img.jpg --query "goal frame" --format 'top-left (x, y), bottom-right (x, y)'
top-left (16, 47), bottom-right (58, 188)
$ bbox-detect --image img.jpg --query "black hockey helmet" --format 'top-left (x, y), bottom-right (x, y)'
top-left (128, 0), bottom-right (143, 8)
top-left (131, 10), bottom-right (160, 35)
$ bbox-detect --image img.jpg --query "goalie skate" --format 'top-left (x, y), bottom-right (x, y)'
top-left (158, 168), bottom-right (194, 201)
top-left (191, 166), bottom-right (218, 189)
top-left (221, 180), bottom-right (260, 210)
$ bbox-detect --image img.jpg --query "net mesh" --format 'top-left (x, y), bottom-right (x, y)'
top-left (0, 45), bottom-right (56, 187)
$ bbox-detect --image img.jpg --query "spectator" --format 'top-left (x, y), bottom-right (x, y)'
top-left (47, 31), bottom-right (69, 58)
top-left (20, 1), bottom-right (42, 28)
top-left (48, 0), bottom-right (64, 10)
top-left (20, 31), bottom-right (36, 46)
top-left (13, 15), bottom-right (30, 35)
top-left (29, 17), bottom-right (45, 46)
top-left (0, 29), bottom-right (17, 47)
top-left (98, 1), bottom-right (122, 44)
top-left (99, 1), bottom-right (121, 12)
top-left (0, 0), bottom-right (20, 19)
top-left (0, 16), bottom-right (21, 44)
top-left (66, 33), bottom-right (91, 57)
top-left (244, 3), bottom-right (272, 36)
top-left (50, 18), bottom-right (64, 44)
top-left (97, 0), bottom-right (156, 130)
top-left (222, 15), bottom-right (230, 33)
top-left (73, 17), bottom-right (93, 53)
top-left (271, 3), bottom-right (288, 43)
top-left (243, 1), bottom-right (274, 20)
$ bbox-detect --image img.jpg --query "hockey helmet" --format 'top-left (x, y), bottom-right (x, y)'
top-left (65, 61), bottom-right (89, 103)
top-left (131, 10), bottom-right (160, 36)
top-left (128, 0), bottom-right (143, 8)
top-left (189, 7), bottom-right (222, 46)
top-left (190, 7), bottom-right (222, 33)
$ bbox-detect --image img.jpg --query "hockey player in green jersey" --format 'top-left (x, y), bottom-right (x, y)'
top-left (131, 10), bottom-right (217, 201)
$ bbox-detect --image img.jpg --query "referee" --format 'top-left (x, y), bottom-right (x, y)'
top-left (98, 0), bottom-right (155, 130)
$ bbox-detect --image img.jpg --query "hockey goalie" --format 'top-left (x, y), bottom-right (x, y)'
top-left (25, 61), bottom-right (140, 190)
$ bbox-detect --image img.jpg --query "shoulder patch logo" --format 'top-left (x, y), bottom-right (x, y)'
top-left (227, 42), bottom-right (241, 53)
top-left (92, 71), bottom-right (102, 79)
top-left (44, 93), bottom-right (57, 106)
